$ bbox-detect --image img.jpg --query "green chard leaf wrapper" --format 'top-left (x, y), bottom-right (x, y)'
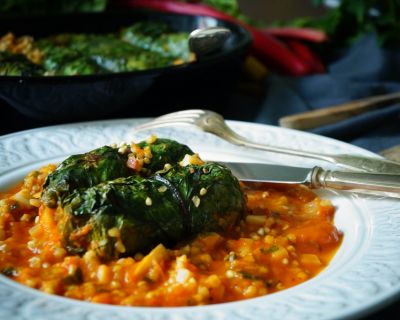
top-left (41, 138), bottom-right (245, 260)
top-left (41, 138), bottom-right (193, 208)
top-left (61, 163), bottom-right (244, 260)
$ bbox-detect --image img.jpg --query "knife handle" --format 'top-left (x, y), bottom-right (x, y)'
top-left (311, 167), bottom-right (400, 198)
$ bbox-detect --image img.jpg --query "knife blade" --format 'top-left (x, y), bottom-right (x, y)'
top-left (219, 161), bottom-right (400, 198)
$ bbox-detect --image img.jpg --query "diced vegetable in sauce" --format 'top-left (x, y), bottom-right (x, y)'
top-left (0, 137), bottom-right (343, 306)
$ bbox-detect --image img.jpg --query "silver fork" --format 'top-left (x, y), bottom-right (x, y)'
top-left (133, 109), bottom-right (400, 174)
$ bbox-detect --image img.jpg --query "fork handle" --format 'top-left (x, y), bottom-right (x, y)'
top-left (211, 123), bottom-right (335, 163)
top-left (311, 166), bottom-right (400, 198)
top-left (217, 126), bottom-right (400, 174)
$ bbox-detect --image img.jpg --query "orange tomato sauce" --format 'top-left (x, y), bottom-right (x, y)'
top-left (0, 165), bottom-right (342, 306)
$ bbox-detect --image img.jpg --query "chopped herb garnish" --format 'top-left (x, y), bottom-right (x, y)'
top-left (225, 252), bottom-right (237, 262)
top-left (1, 267), bottom-right (16, 277)
top-left (260, 245), bottom-right (280, 254)
top-left (272, 212), bottom-right (281, 219)
top-left (63, 267), bottom-right (83, 285)
top-left (240, 271), bottom-right (261, 280)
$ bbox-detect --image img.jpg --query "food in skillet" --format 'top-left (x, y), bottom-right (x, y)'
top-left (0, 51), bottom-right (43, 76)
top-left (0, 21), bottom-right (194, 76)
top-left (0, 137), bottom-right (342, 306)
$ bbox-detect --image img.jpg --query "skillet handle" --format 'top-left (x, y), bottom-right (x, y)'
top-left (189, 27), bottom-right (232, 57)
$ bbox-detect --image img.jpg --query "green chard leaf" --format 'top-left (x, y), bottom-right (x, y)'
top-left (61, 162), bottom-right (245, 260)
top-left (41, 146), bottom-right (130, 208)
top-left (43, 138), bottom-right (245, 260)
top-left (41, 138), bottom-right (194, 208)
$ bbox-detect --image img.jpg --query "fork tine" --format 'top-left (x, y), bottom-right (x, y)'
top-left (133, 109), bottom-right (208, 132)
top-left (153, 115), bottom-right (200, 122)
top-left (156, 111), bottom-right (205, 121)
top-left (156, 109), bottom-right (206, 119)
top-left (133, 119), bottom-right (197, 132)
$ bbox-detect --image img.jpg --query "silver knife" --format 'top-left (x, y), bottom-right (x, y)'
top-left (219, 162), bottom-right (400, 199)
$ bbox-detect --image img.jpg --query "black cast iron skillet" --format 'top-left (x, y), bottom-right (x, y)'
top-left (0, 10), bottom-right (252, 122)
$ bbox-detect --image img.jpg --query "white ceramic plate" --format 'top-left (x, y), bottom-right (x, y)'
top-left (1, 119), bottom-right (399, 320)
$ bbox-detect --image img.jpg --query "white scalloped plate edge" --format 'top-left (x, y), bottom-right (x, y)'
top-left (0, 118), bottom-right (399, 320)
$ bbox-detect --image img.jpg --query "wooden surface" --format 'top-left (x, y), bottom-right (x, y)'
top-left (279, 91), bottom-right (400, 130)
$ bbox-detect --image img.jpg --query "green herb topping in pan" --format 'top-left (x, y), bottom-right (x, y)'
top-left (0, 21), bottom-right (194, 76)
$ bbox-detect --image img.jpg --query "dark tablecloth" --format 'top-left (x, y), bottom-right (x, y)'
top-left (254, 34), bottom-right (400, 153)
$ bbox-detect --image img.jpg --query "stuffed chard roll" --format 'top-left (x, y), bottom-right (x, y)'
top-left (41, 138), bottom-right (193, 207)
top-left (120, 21), bottom-right (193, 63)
top-left (60, 162), bottom-right (245, 259)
